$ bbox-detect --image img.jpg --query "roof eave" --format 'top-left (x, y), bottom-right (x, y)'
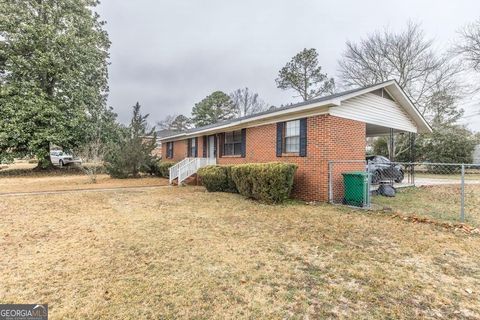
top-left (385, 81), bottom-right (433, 133)
top-left (160, 99), bottom-right (340, 141)
top-left (160, 80), bottom-right (433, 141)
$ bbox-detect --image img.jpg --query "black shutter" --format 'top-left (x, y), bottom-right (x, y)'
top-left (187, 139), bottom-right (191, 157)
top-left (218, 133), bottom-right (224, 157)
top-left (171, 142), bottom-right (174, 158)
top-left (202, 136), bottom-right (207, 158)
top-left (195, 137), bottom-right (198, 157)
top-left (299, 118), bottom-right (307, 157)
top-left (213, 135), bottom-right (217, 157)
top-left (276, 122), bottom-right (284, 157)
top-left (241, 128), bottom-right (246, 158)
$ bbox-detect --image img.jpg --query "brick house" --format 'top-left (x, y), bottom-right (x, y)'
top-left (160, 80), bottom-right (431, 202)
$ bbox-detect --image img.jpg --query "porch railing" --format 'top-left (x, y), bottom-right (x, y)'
top-left (169, 157), bottom-right (217, 184)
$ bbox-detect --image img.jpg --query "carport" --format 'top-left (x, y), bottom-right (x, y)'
top-left (327, 83), bottom-right (432, 205)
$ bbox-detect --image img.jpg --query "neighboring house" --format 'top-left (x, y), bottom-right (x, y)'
top-left (473, 144), bottom-right (480, 164)
top-left (160, 80), bottom-right (431, 202)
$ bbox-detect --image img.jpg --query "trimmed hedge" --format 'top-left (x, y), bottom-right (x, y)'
top-left (197, 165), bottom-right (237, 193)
top-left (231, 163), bottom-right (297, 203)
top-left (199, 163), bottom-right (297, 203)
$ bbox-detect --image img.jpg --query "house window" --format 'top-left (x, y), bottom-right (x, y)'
top-left (224, 130), bottom-right (242, 156)
top-left (189, 138), bottom-right (196, 157)
top-left (284, 120), bottom-right (300, 153)
top-left (167, 142), bottom-right (173, 158)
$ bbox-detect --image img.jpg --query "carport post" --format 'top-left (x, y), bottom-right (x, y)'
top-left (389, 128), bottom-right (395, 161)
top-left (460, 164), bottom-right (465, 222)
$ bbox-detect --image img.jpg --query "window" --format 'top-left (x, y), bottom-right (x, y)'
top-left (167, 142), bottom-right (173, 158)
top-left (224, 130), bottom-right (242, 156)
top-left (189, 138), bottom-right (196, 157)
top-left (284, 120), bottom-right (300, 153)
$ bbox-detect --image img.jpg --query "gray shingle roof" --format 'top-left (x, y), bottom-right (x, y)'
top-left (156, 129), bottom-right (182, 138)
top-left (161, 80), bottom-right (395, 139)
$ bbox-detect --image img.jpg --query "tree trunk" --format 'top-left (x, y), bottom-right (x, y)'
top-left (34, 143), bottom-right (56, 170)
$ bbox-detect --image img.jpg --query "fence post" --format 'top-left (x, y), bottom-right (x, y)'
top-left (460, 164), bottom-right (465, 223)
top-left (328, 161), bottom-right (333, 203)
top-left (366, 161), bottom-right (371, 209)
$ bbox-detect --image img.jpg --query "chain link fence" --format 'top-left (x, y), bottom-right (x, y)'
top-left (328, 160), bottom-right (480, 227)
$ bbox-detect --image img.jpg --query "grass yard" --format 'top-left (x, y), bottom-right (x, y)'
top-left (415, 173), bottom-right (480, 181)
top-left (1, 176), bottom-right (480, 319)
top-left (372, 185), bottom-right (480, 227)
top-left (0, 174), bottom-right (168, 194)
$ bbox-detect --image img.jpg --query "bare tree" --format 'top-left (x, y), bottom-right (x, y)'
top-left (230, 87), bottom-right (268, 117)
top-left (457, 19), bottom-right (480, 72)
top-left (339, 22), bottom-right (463, 120)
top-left (76, 131), bottom-right (105, 183)
top-left (157, 114), bottom-right (192, 131)
top-left (276, 48), bottom-right (335, 101)
top-left (157, 114), bottom-right (176, 130)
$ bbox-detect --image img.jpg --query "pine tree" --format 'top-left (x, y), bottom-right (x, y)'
top-left (191, 91), bottom-right (236, 127)
top-left (105, 102), bottom-right (157, 178)
top-left (276, 48), bottom-right (335, 101)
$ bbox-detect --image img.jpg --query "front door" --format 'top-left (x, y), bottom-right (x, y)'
top-left (208, 135), bottom-right (215, 158)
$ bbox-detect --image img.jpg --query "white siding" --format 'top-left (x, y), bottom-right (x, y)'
top-left (329, 93), bottom-right (418, 133)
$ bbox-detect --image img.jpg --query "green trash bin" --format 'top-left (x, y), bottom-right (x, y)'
top-left (342, 171), bottom-right (370, 207)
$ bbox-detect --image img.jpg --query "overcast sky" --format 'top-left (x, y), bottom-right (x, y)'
top-left (97, 0), bottom-right (480, 131)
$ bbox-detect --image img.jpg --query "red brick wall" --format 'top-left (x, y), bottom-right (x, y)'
top-left (163, 115), bottom-right (366, 201)
top-left (163, 140), bottom-right (188, 162)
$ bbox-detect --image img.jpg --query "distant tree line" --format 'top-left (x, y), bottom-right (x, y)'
top-left (1, 0), bottom-right (479, 175)
top-left (157, 20), bottom-right (480, 163)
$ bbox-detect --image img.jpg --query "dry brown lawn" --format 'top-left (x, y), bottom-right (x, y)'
top-left (372, 185), bottom-right (480, 227)
top-left (1, 177), bottom-right (480, 319)
top-left (0, 174), bottom-right (168, 194)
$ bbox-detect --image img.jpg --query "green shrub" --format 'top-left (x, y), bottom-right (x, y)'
top-left (223, 165), bottom-right (238, 193)
top-left (231, 163), bottom-right (297, 203)
top-left (105, 145), bottom-right (130, 179)
top-left (197, 165), bottom-right (237, 193)
top-left (142, 160), bottom-right (175, 178)
top-left (229, 164), bottom-right (255, 198)
top-left (156, 161), bottom-right (175, 178)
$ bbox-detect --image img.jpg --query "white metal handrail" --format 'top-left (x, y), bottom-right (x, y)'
top-left (169, 158), bottom-right (192, 184)
top-left (177, 157), bottom-right (217, 185)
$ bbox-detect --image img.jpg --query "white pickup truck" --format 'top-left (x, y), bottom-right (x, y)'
top-left (50, 151), bottom-right (82, 167)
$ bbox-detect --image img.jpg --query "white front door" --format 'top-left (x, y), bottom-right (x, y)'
top-left (208, 136), bottom-right (215, 158)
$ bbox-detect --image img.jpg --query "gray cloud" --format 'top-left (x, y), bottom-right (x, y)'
top-left (98, 0), bottom-right (480, 130)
